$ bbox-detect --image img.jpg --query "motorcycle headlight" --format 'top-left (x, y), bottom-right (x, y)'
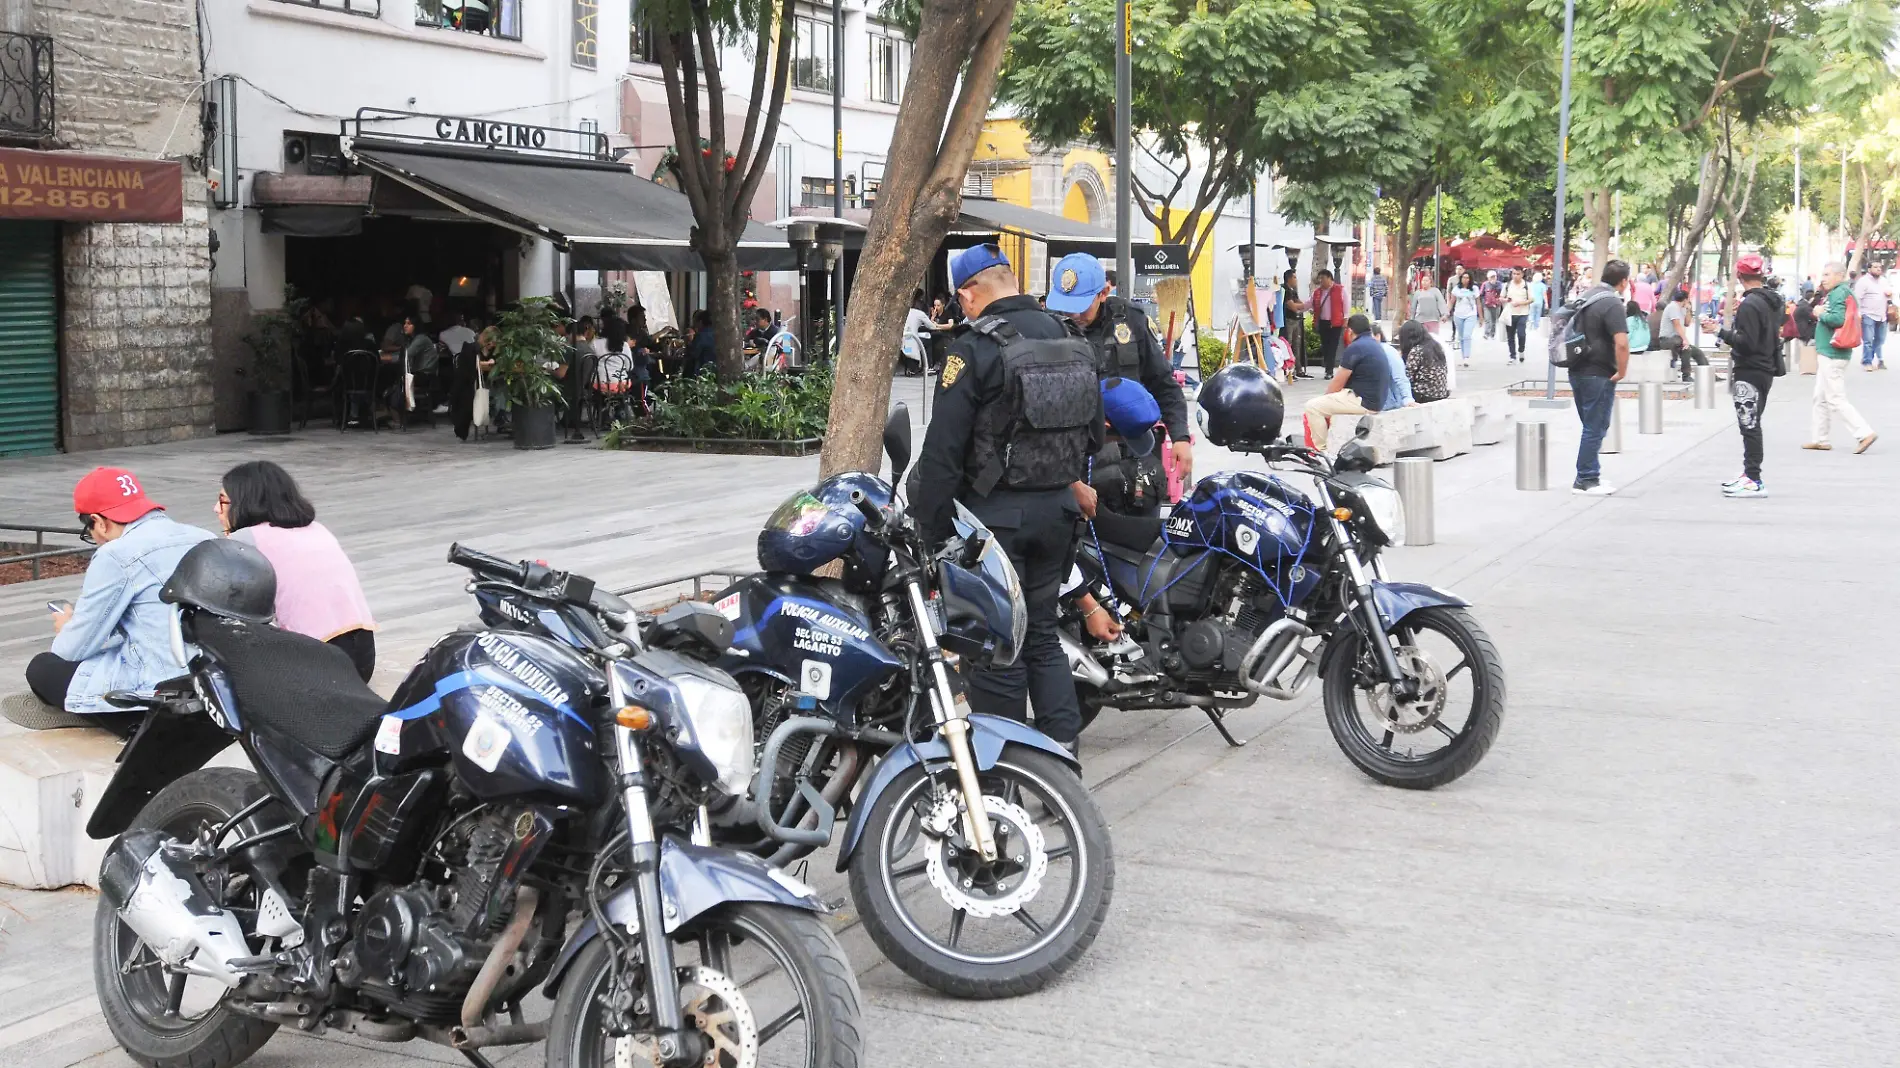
top-left (671, 672), bottom-right (756, 797)
top-left (1355, 480), bottom-right (1406, 547)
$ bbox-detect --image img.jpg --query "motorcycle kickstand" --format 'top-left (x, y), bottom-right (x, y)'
top-left (1201, 707), bottom-right (1246, 748)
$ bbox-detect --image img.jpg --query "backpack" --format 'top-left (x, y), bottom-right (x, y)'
top-left (1547, 289), bottom-right (1620, 368)
top-left (967, 316), bottom-right (1101, 495)
top-left (1831, 293), bottom-right (1863, 350)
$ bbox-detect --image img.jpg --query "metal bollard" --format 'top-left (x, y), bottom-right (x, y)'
top-left (1693, 363), bottom-right (1716, 408)
top-left (1602, 395), bottom-right (1623, 454)
top-left (1515, 421), bottom-right (1548, 491)
top-left (1639, 381), bottom-right (1665, 433)
top-left (1393, 456), bottom-right (1435, 545)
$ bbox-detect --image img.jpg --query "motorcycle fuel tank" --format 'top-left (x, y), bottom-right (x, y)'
top-left (1163, 470), bottom-right (1322, 606)
top-left (712, 573), bottom-right (902, 722)
top-left (378, 629), bottom-right (608, 807)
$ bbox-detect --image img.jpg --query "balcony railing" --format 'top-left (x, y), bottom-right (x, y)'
top-left (0, 31), bottom-right (53, 141)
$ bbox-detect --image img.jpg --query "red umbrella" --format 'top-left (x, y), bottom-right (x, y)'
top-left (1410, 240), bottom-right (1460, 261)
top-left (1461, 247), bottom-right (1533, 271)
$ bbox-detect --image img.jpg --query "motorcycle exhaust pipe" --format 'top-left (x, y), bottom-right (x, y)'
top-left (99, 829), bottom-right (255, 987)
top-left (1060, 629), bottom-right (1113, 689)
top-left (1239, 619), bottom-right (1317, 699)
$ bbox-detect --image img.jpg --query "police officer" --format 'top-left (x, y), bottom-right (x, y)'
top-left (1045, 252), bottom-right (1192, 517)
top-left (912, 244), bottom-right (1103, 756)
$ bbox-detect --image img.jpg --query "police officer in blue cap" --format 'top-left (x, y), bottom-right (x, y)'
top-left (1046, 252), bottom-right (1192, 518)
top-left (912, 244), bottom-right (1103, 756)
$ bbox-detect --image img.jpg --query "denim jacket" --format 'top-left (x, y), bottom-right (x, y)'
top-left (49, 511), bottom-right (215, 713)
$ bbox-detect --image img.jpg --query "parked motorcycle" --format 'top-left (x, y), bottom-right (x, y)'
top-left (464, 406), bottom-right (1114, 1000)
top-left (89, 539), bottom-right (861, 1068)
top-left (1066, 420), bottom-right (1505, 790)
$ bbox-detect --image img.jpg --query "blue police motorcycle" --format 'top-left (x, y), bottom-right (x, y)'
top-left (1064, 372), bottom-right (1506, 790)
top-left (87, 540), bottom-right (861, 1068)
top-left (468, 408), bottom-right (1114, 1000)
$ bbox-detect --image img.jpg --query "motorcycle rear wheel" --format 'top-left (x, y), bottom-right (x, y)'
top-left (1322, 606), bottom-right (1505, 790)
top-left (93, 768), bottom-right (279, 1068)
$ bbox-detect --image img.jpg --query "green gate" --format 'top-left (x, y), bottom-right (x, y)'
top-left (0, 220), bottom-right (59, 457)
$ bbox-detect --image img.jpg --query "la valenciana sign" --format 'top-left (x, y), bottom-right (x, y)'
top-left (0, 148), bottom-right (184, 223)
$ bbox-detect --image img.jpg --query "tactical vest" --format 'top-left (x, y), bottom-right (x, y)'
top-left (1093, 300), bottom-right (1146, 380)
top-left (967, 316), bottom-right (1099, 495)
top-left (1089, 440), bottom-right (1168, 518)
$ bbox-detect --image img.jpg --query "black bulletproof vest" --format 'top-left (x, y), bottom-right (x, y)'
top-left (1093, 302), bottom-right (1146, 379)
top-left (967, 316), bottom-right (1099, 495)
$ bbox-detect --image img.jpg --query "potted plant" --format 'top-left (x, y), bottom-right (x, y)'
top-left (240, 290), bottom-right (307, 435)
top-left (491, 297), bottom-right (569, 449)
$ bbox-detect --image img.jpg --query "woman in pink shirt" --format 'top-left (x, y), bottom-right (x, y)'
top-left (216, 461), bottom-right (378, 681)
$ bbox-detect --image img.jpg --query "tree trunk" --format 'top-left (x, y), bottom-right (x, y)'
top-left (1583, 188), bottom-right (1614, 277)
top-left (1848, 161), bottom-right (1890, 273)
top-left (1652, 149), bottom-right (1724, 335)
top-left (817, 0), bottom-right (1018, 478)
top-left (700, 244), bottom-right (745, 378)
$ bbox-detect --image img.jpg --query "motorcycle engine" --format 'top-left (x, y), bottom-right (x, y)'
top-left (1170, 569), bottom-right (1281, 684)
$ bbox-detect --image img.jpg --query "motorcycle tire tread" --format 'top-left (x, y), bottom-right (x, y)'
top-left (848, 747), bottom-right (1115, 1000)
top-left (1325, 606), bottom-right (1505, 791)
top-left (94, 768), bottom-right (280, 1068)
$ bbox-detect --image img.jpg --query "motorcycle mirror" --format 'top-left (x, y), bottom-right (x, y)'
top-left (1353, 416), bottom-right (1374, 439)
top-left (884, 404), bottom-right (913, 484)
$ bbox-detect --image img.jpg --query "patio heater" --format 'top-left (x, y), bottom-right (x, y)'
top-left (817, 222), bottom-right (846, 363)
top-left (787, 220), bottom-right (817, 355)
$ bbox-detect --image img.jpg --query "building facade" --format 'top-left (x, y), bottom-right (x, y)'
top-left (0, 0), bottom-right (211, 457)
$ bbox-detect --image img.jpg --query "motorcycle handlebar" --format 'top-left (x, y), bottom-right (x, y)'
top-left (848, 489), bottom-right (886, 530)
top-left (446, 543), bottom-right (528, 585)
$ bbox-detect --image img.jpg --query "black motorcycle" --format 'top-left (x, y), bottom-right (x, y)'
top-left (88, 539), bottom-right (862, 1068)
top-left (1064, 427), bottom-right (1505, 789)
top-left (465, 407), bottom-right (1115, 1000)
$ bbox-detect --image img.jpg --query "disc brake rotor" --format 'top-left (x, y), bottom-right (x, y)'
top-left (1371, 645), bottom-right (1448, 734)
top-left (612, 965), bottom-right (759, 1068)
top-left (923, 794), bottom-right (1049, 919)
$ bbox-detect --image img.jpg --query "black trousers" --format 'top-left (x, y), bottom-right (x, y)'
top-left (1316, 324), bottom-right (1344, 377)
top-left (1732, 371), bottom-right (1772, 482)
top-left (26, 652), bottom-right (142, 735)
top-left (961, 488), bottom-right (1083, 744)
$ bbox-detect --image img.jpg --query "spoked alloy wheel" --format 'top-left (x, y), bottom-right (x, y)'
top-left (546, 903), bottom-right (862, 1068)
top-left (1323, 606), bottom-right (1505, 789)
top-left (850, 748), bottom-right (1113, 998)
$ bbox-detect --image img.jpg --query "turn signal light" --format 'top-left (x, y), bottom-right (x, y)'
top-left (615, 705), bottom-right (654, 730)
top-left (1332, 507), bottom-right (1353, 521)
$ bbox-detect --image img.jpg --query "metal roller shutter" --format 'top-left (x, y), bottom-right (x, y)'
top-left (0, 220), bottom-right (59, 457)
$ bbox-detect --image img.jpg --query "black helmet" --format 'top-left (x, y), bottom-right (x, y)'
top-left (161, 539), bottom-right (277, 624)
top-left (1196, 363), bottom-right (1285, 447)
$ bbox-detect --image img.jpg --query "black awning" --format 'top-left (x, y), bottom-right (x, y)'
top-left (349, 140), bottom-right (795, 271)
top-left (952, 196), bottom-right (1117, 247)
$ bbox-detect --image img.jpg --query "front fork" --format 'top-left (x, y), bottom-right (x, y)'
top-left (903, 577), bottom-right (1000, 863)
top-left (1322, 499), bottom-right (1414, 693)
top-left (609, 721), bottom-right (696, 1067)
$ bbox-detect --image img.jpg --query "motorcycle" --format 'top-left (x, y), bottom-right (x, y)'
top-left (89, 539), bottom-right (862, 1068)
top-left (1065, 424), bottom-right (1505, 789)
top-left (464, 406), bottom-right (1115, 1000)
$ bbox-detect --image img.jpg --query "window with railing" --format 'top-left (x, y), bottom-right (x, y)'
top-left (867, 29), bottom-right (908, 105)
top-left (792, 14), bottom-right (832, 92)
top-left (962, 173), bottom-right (994, 198)
top-left (0, 31), bottom-right (54, 141)
top-left (800, 175), bottom-right (858, 209)
top-left (416, 0), bottom-right (522, 41)
top-left (274, 0), bottom-right (382, 15)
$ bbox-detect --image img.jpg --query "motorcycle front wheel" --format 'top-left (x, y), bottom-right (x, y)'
top-left (849, 747), bottom-right (1114, 999)
top-left (1323, 605), bottom-right (1505, 789)
top-left (545, 902), bottom-right (863, 1068)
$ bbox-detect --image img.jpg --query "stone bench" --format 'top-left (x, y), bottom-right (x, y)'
top-left (1467, 388), bottom-right (1519, 445)
top-left (1323, 389), bottom-right (1520, 466)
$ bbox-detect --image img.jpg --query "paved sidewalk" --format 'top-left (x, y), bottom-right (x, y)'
top-left (6, 355), bottom-right (1897, 1065)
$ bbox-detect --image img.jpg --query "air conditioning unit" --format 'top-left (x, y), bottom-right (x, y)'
top-left (283, 133), bottom-right (345, 176)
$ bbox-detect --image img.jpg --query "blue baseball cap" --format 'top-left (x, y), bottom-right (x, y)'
top-left (1047, 252), bottom-right (1109, 314)
top-left (1101, 377), bottom-right (1160, 457)
top-left (951, 244), bottom-right (1012, 290)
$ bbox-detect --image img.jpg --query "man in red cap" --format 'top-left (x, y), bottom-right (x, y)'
top-left (4, 467), bottom-right (213, 731)
top-left (1715, 254), bottom-right (1786, 499)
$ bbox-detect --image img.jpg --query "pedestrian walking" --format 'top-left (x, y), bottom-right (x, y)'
top-left (1792, 287), bottom-right (1819, 374)
top-left (1279, 268), bottom-right (1309, 379)
top-left (1529, 270), bottom-right (1549, 332)
top-left (1481, 271), bottom-right (1504, 338)
top-left (1853, 261), bottom-right (1888, 369)
top-left (1311, 269), bottom-right (1348, 378)
top-left (1504, 268), bottom-right (1533, 362)
top-left (1714, 255), bottom-right (1786, 499)
top-left (1806, 260), bottom-right (1879, 453)
top-left (1566, 260), bottom-right (1632, 496)
top-left (1302, 314), bottom-right (1392, 451)
top-left (912, 243), bottom-right (1103, 757)
top-left (4, 468), bottom-right (214, 734)
top-left (1409, 275), bottom-right (1448, 336)
top-left (1369, 267), bottom-right (1389, 322)
top-left (1449, 270), bottom-right (1480, 368)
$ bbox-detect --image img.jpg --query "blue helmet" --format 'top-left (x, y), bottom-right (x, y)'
top-left (756, 472), bottom-right (894, 592)
top-left (1196, 363), bottom-right (1286, 448)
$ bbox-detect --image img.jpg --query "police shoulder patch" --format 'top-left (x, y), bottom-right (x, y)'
top-left (1114, 322), bottom-right (1133, 344)
top-left (940, 354), bottom-right (965, 387)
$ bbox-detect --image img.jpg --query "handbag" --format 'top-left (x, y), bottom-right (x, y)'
top-left (471, 360), bottom-right (491, 429)
top-left (1833, 294), bottom-right (1862, 350)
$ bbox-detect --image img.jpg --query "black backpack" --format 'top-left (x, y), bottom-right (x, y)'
top-left (1548, 289), bottom-right (1620, 368)
top-left (967, 316), bottom-right (1101, 494)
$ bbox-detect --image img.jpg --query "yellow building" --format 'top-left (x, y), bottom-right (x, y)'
top-left (966, 118), bottom-right (1115, 293)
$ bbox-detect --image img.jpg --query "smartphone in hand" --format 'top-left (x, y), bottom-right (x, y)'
top-left (47, 601), bottom-right (70, 614)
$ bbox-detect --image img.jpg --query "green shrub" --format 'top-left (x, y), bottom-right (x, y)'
top-left (609, 367), bottom-right (833, 443)
top-left (1197, 335), bottom-right (1228, 379)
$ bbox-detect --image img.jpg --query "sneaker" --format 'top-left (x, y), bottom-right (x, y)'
top-left (1720, 474), bottom-right (1749, 490)
top-left (1856, 432), bottom-right (1879, 454)
top-left (1802, 442), bottom-right (1833, 451)
top-left (1723, 478), bottom-right (1768, 498)
top-left (1571, 481), bottom-right (1617, 496)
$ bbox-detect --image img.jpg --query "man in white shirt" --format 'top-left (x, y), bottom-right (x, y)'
top-left (1852, 262), bottom-right (1888, 369)
top-left (437, 311), bottom-right (477, 357)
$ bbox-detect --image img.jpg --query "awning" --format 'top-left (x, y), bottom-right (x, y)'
top-left (347, 139), bottom-right (796, 271)
top-left (951, 196), bottom-right (1116, 254)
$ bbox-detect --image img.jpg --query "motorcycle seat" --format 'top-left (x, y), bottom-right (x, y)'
top-left (191, 616), bottom-right (388, 759)
top-left (1088, 509), bottom-right (1165, 553)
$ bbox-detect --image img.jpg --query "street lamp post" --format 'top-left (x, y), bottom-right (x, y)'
top-left (1540, 0), bottom-right (1579, 406)
top-left (1115, 0), bottom-right (1132, 289)
top-left (831, 0), bottom-right (845, 332)
top-left (1793, 132), bottom-right (1803, 282)
top-left (1839, 145), bottom-right (1849, 265)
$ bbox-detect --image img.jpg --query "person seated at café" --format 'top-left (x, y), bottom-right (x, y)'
top-left (685, 310), bottom-right (718, 377)
top-left (1302, 314), bottom-right (1391, 451)
top-left (3, 469), bottom-right (214, 734)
